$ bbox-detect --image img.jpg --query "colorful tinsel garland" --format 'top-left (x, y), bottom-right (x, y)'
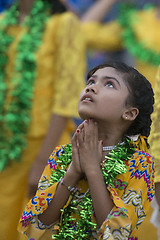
top-left (0, 0), bottom-right (50, 171)
top-left (50, 139), bottom-right (135, 239)
top-left (119, 3), bottom-right (160, 66)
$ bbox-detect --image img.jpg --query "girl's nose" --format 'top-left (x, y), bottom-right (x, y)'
top-left (85, 85), bottom-right (97, 93)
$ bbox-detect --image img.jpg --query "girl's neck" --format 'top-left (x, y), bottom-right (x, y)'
top-left (98, 123), bottom-right (124, 147)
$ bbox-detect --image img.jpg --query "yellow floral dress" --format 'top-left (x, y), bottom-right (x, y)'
top-left (18, 140), bottom-right (155, 240)
top-left (0, 12), bottom-right (86, 240)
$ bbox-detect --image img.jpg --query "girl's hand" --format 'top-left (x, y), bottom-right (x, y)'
top-left (76, 119), bottom-right (102, 175)
top-left (67, 130), bottom-right (83, 181)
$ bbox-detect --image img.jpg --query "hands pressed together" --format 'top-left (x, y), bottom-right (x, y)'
top-left (69, 119), bottom-right (103, 180)
top-left (38, 119), bottom-right (113, 227)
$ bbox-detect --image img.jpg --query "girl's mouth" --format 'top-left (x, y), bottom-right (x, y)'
top-left (81, 94), bottom-right (93, 102)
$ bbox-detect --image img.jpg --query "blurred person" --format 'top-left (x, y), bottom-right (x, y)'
top-left (0, 0), bottom-right (85, 239)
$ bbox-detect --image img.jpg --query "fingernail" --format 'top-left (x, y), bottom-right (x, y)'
top-left (101, 140), bottom-right (103, 144)
top-left (77, 129), bottom-right (80, 133)
top-left (85, 120), bottom-right (88, 123)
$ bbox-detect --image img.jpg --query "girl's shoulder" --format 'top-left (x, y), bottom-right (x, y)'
top-left (129, 149), bottom-right (154, 167)
top-left (134, 149), bottom-right (152, 157)
top-left (127, 149), bottom-right (155, 179)
top-left (132, 149), bottom-right (153, 162)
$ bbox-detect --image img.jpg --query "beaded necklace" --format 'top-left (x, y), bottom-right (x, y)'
top-left (50, 139), bottom-right (135, 239)
top-left (0, 0), bottom-right (50, 171)
top-left (102, 141), bottom-right (124, 151)
top-left (119, 3), bottom-right (160, 66)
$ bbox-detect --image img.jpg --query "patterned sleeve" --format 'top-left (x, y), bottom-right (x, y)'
top-left (52, 12), bottom-right (86, 118)
top-left (98, 151), bottom-right (155, 240)
top-left (82, 21), bottom-right (122, 51)
top-left (17, 145), bottom-right (68, 239)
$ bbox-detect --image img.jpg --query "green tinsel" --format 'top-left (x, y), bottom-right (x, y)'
top-left (119, 3), bottom-right (160, 66)
top-left (50, 139), bottom-right (135, 239)
top-left (101, 139), bottom-right (135, 187)
top-left (0, 0), bottom-right (50, 171)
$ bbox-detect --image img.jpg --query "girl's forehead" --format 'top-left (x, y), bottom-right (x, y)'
top-left (92, 67), bottom-right (130, 91)
top-left (93, 67), bottom-right (121, 76)
top-left (92, 67), bottom-right (125, 81)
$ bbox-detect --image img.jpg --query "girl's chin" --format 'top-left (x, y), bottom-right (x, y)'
top-left (78, 109), bottom-right (95, 120)
top-left (79, 113), bottom-right (94, 120)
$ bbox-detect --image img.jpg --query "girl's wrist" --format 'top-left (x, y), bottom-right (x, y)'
top-left (67, 163), bottom-right (83, 181)
top-left (59, 177), bottom-right (78, 194)
top-left (64, 168), bottom-right (81, 187)
top-left (85, 164), bottom-right (102, 179)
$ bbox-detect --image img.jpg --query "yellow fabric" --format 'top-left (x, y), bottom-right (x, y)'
top-left (18, 144), bottom-right (155, 239)
top-left (134, 135), bottom-right (149, 153)
top-left (82, 21), bottom-right (122, 51)
top-left (149, 66), bottom-right (160, 183)
top-left (136, 201), bottom-right (158, 240)
top-left (134, 9), bottom-right (160, 52)
top-left (0, 12), bottom-right (86, 240)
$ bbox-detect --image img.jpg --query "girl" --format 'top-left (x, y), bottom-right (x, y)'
top-left (18, 61), bottom-right (155, 239)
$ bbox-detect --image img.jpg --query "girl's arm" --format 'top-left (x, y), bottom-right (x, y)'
top-left (38, 168), bottom-right (79, 225)
top-left (38, 132), bottom-right (83, 226)
top-left (81, 0), bottom-right (120, 22)
top-left (86, 164), bottom-right (114, 226)
top-left (76, 119), bottom-right (114, 227)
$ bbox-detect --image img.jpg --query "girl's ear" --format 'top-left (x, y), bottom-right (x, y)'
top-left (122, 107), bottom-right (139, 121)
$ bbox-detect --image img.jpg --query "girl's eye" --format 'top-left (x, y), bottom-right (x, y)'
top-left (87, 79), bottom-right (95, 85)
top-left (105, 81), bottom-right (114, 88)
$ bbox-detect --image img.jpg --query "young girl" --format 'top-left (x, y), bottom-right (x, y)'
top-left (18, 61), bottom-right (155, 240)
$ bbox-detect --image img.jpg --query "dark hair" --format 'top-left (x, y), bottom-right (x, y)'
top-left (87, 61), bottom-right (154, 138)
top-left (43, 0), bottom-right (67, 14)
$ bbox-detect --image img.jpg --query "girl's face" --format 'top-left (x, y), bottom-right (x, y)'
top-left (78, 67), bottom-right (131, 123)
